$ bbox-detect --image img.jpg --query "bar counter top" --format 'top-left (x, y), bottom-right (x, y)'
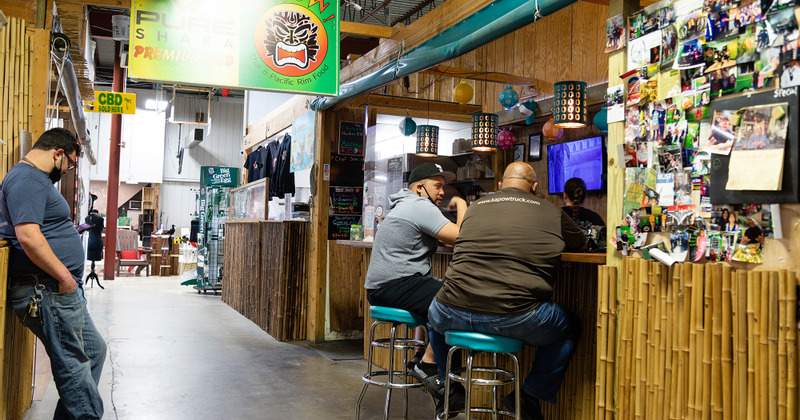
top-left (336, 240), bottom-right (606, 264)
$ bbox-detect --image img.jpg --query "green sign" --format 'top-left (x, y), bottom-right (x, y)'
top-left (201, 166), bottom-right (239, 187)
top-left (129, 0), bottom-right (339, 96)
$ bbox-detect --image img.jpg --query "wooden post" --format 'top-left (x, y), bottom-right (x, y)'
top-left (307, 109), bottom-right (331, 342)
top-left (606, 0), bottom-right (640, 269)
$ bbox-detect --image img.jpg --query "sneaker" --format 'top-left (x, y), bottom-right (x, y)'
top-left (435, 384), bottom-right (465, 420)
top-left (502, 391), bottom-right (544, 420)
top-left (406, 354), bottom-right (422, 371)
top-left (409, 362), bottom-right (445, 399)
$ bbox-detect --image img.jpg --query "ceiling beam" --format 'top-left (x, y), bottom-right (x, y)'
top-left (341, 21), bottom-right (394, 39)
top-left (420, 65), bottom-right (541, 87)
top-left (350, 94), bottom-right (482, 115)
top-left (357, 0), bottom-right (395, 24)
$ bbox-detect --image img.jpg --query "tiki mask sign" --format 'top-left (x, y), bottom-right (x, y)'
top-left (130, 0), bottom-right (339, 96)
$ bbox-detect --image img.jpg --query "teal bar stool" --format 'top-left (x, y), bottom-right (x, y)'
top-left (355, 306), bottom-right (429, 420)
top-left (442, 331), bottom-right (524, 420)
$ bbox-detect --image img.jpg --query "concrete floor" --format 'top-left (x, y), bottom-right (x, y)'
top-left (22, 274), bottom-right (441, 420)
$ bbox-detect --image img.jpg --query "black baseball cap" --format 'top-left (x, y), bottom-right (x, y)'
top-left (408, 162), bottom-right (455, 184)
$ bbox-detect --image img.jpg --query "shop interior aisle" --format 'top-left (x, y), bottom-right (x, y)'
top-left (23, 276), bottom-right (434, 420)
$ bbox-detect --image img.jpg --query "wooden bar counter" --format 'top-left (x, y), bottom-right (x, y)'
top-left (339, 240), bottom-right (606, 419)
top-left (223, 220), bottom-right (309, 341)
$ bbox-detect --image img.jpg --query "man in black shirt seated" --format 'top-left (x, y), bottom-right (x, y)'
top-left (427, 162), bottom-right (587, 420)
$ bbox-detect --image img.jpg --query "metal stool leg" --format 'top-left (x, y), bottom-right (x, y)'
top-left (443, 346), bottom-right (458, 419)
top-left (511, 353), bottom-right (521, 420)
top-left (384, 322), bottom-right (397, 420)
top-left (401, 324), bottom-right (410, 419)
top-left (465, 350), bottom-right (477, 419)
top-left (491, 352), bottom-right (498, 420)
top-left (356, 321), bottom-right (381, 420)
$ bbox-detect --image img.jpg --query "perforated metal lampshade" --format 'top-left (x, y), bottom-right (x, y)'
top-left (471, 113), bottom-right (498, 152)
top-left (553, 81), bottom-right (588, 128)
top-left (416, 125), bottom-right (439, 157)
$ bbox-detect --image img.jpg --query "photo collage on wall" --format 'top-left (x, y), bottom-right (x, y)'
top-left (607, 0), bottom-right (799, 263)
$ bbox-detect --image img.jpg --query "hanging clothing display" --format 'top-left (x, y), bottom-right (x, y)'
top-left (270, 133), bottom-right (295, 198)
top-left (244, 146), bottom-right (264, 183)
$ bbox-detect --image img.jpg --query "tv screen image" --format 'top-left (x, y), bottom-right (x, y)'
top-left (547, 136), bottom-right (604, 195)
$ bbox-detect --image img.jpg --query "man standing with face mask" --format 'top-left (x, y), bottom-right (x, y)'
top-left (0, 128), bottom-right (107, 419)
top-left (364, 162), bottom-right (467, 417)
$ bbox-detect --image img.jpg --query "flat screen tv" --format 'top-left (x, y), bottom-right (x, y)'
top-left (547, 136), bottom-right (604, 195)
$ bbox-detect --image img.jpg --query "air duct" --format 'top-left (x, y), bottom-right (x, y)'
top-left (184, 127), bottom-right (205, 149)
top-left (310, 0), bottom-right (576, 111)
top-left (51, 31), bottom-right (97, 165)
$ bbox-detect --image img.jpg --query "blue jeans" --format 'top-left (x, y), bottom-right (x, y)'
top-left (9, 279), bottom-right (106, 420)
top-left (428, 297), bottom-right (578, 404)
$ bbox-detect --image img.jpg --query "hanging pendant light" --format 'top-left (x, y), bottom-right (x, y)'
top-left (454, 81), bottom-right (474, 105)
top-left (553, 81), bottom-right (588, 128)
top-left (471, 113), bottom-right (498, 152)
top-left (399, 112), bottom-right (417, 136)
top-left (553, 6), bottom-right (587, 129)
top-left (498, 85), bottom-right (519, 110)
top-left (416, 125), bottom-right (439, 157)
top-left (497, 127), bottom-right (516, 150)
top-left (543, 117), bottom-right (564, 141)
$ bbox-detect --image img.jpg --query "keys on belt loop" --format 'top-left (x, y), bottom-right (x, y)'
top-left (28, 283), bottom-right (45, 318)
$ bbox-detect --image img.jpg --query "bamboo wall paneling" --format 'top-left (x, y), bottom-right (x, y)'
top-left (608, 257), bottom-right (800, 419)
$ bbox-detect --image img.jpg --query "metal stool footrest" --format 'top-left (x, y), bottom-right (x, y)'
top-left (448, 366), bottom-right (517, 387)
top-left (371, 337), bottom-right (425, 351)
top-left (362, 371), bottom-right (426, 389)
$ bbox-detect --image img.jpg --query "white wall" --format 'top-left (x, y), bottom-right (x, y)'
top-left (160, 95), bottom-right (245, 229)
top-left (158, 180), bottom-right (201, 230)
top-left (245, 90), bottom-right (293, 128)
top-left (87, 88), bottom-right (167, 184)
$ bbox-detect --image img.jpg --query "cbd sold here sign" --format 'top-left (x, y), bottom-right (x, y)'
top-left (129, 0), bottom-right (340, 96)
top-left (84, 92), bottom-right (136, 115)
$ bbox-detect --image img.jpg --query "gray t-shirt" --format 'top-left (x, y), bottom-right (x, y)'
top-left (0, 163), bottom-right (85, 281)
top-left (364, 188), bottom-right (450, 290)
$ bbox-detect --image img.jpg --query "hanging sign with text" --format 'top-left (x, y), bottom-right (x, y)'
top-left (129, 0), bottom-right (339, 96)
top-left (338, 121), bottom-right (364, 156)
top-left (84, 92), bottom-right (136, 114)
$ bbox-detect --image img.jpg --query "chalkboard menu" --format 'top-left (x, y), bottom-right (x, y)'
top-left (329, 153), bottom-right (365, 239)
top-left (330, 186), bottom-right (363, 215)
top-left (338, 121), bottom-right (364, 156)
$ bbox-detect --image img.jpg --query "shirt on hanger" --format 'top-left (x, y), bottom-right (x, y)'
top-left (244, 147), bottom-right (264, 183)
top-left (270, 134), bottom-right (295, 198)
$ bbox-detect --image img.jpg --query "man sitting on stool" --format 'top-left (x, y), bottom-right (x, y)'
top-left (364, 162), bottom-right (467, 416)
top-left (427, 162), bottom-right (587, 420)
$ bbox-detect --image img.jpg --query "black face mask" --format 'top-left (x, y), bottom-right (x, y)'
top-left (49, 156), bottom-right (63, 184)
top-left (419, 184), bottom-right (437, 206)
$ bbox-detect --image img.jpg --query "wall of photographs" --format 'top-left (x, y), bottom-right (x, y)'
top-left (605, 0), bottom-right (800, 265)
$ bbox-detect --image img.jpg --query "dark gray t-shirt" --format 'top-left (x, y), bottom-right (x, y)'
top-left (0, 163), bottom-right (85, 281)
top-left (364, 189), bottom-right (450, 290)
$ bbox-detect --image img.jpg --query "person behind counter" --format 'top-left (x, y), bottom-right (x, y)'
top-left (363, 162), bottom-right (467, 413)
top-left (562, 177), bottom-right (605, 228)
top-left (428, 162), bottom-right (587, 420)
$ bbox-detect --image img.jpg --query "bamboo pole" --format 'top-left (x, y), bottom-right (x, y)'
top-left (2, 17), bottom-right (12, 179)
top-left (669, 266), bottom-right (682, 420)
top-left (735, 271), bottom-right (749, 420)
top-left (679, 263), bottom-right (693, 419)
top-left (620, 256), bottom-right (636, 419)
top-left (606, 265), bottom-right (617, 420)
top-left (688, 263), bottom-right (702, 418)
top-left (721, 265), bottom-right (733, 418)
top-left (13, 19), bottom-right (21, 166)
top-left (655, 263), bottom-right (668, 420)
top-left (700, 264), bottom-right (714, 420)
top-left (634, 259), bottom-right (650, 419)
top-left (767, 271), bottom-right (778, 420)
top-left (597, 265), bottom-right (608, 420)
top-left (710, 264), bottom-right (723, 420)
top-left (787, 272), bottom-right (797, 419)
top-left (747, 271), bottom-right (756, 420)
top-left (646, 261), bottom-right (658, 419)
top-left (778, 270), bottom-right (788, 420)
top-left (10, 17), bottom-right (19, 172)
top-left (758, 271), bottom-right (770, 420)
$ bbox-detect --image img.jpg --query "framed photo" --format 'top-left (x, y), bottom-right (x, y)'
top-left (528, 134), bottom-right (542, 161)
top-left (513, 143), bottom-right (526, 162)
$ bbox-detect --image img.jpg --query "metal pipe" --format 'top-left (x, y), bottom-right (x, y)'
top-left (103, 40), bottom-right (125, 280)
top-left (51, 32), bottom-right (97, 164)
top-left (311, 0), bottom-right (576, 110)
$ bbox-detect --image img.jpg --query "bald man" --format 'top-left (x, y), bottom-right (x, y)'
top-left (428, 162), bottom-right (586, 420)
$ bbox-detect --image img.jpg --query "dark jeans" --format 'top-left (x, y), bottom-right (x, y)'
top-left (428, 297), bottom-right (579, 404)
top-left (8, 278), bottom-right (106, 419)
top-left (366, 274), bottom-right (444, 318)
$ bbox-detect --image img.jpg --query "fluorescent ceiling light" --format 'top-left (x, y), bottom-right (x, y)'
top-left (145, 99), bottom-right (168, 111)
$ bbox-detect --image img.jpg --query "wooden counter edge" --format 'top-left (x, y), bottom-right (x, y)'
top-left (336, 240), bottom-right (607, 264)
